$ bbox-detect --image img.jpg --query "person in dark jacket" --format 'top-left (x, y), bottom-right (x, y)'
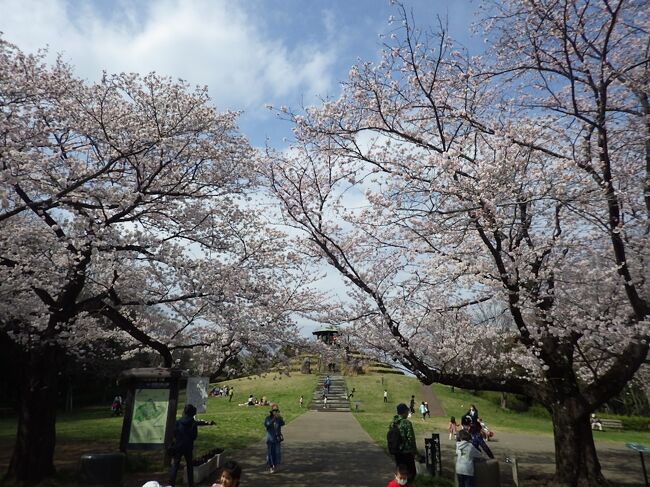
top-left (464, 404), bottom-right (479, 426)
top-left (390, 403), bottom-right (421, 483)
top-left (169, 404), bottom-right (198, 487)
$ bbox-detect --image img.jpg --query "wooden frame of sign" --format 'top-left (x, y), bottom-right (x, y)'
top-left (118, 368), bottom-right (188, 452)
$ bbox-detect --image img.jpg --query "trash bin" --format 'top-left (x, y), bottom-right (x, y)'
top-left (454, 459), bottom-right (500, 487)
top-left (79, 452), bottom-right (125, 487)
top-left (475, 459), bottom-right (500, 487)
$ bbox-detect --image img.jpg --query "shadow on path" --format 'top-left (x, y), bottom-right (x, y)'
top-left (212, 411), bottom-right (394, 487)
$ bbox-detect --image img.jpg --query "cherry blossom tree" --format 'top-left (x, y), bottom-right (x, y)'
top-left (263, 1), bottom-right (649, 485)
top-left (0, 39), bottom-right (317, 484)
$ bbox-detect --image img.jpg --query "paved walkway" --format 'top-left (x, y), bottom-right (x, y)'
top-left (419, 383), bottom-right (444, 416)
top-left (207, 411), bottom-right (393, 486)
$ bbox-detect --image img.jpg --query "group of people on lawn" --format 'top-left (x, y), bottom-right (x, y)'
top-left (209, 385), bottom-right (234, 401)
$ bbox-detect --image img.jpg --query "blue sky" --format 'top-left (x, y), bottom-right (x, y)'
top-left (0, 0), bottom-right (481, 148)
top-left (0, 0), bottom-right (481, 336)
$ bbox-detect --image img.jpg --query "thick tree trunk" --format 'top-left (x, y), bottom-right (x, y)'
top-left (6, 346), bottom-right (59, 484)
top-left (551, 404), bottom-right (610, 487)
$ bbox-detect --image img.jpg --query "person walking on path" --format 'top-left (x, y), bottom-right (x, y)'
top-left (409, 395), bottom-right (416, 416)
top-left (456, 429), bottom-right (483, 487)
top-left (169, 404), bottom-right (198, 487)
top-left (419, 402), bottom-right (427, 421)
top-left (299, 395), bottom-right (304, 408)
top-left (423, 401), bottom-right (430, 419)
top-left (324, 375), bottom-right (332, 393)
top-left (228, 387), bottom-right (234, 402)
top-left (264, 403), bottom-right (285, 473)
top-left (384, 389), bottom-right (388, 403)
top-left (390, 403), bottom-right (421, 484)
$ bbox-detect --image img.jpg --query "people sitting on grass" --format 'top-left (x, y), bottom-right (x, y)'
top-left (237, 394), bottom-right (272, 407)
top-left (210, 386), bottom-right (229, 397)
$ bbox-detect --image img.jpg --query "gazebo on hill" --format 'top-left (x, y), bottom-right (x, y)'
top-left (312, 326), bottom-right (340, 345)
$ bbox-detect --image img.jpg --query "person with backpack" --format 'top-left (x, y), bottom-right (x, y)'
top-left (168, 404), bottom-right (198, 487)
top-left (387, 403), bottom-right (421, 483)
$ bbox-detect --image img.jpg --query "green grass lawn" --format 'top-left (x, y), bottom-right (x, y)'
top-left (346, 373), bottom-right (650, 451)
top-left (346, 374), bottom-right (434, 450)
top-left (0, 372), bottom-right (317, 477)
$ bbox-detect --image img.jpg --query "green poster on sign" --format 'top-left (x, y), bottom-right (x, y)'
top-left (128, 387), bottom-right (170, 444)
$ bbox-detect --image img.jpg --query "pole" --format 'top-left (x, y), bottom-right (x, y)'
top-left (641, 451), bottom-right (649, 487)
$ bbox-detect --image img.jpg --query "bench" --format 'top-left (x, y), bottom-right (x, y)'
top-left (599, 419), bottom-right (624, 430)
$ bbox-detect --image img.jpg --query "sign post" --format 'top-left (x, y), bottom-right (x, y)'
top-left (118, 368), bottom-right (188, 453)
top-left (424, 433), bottom-right (441, 476)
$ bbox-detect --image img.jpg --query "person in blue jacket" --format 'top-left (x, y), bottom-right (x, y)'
top-left (264, 403), bottom-right (285, 473)
top-left (169, 404), bottom-right (198, 487)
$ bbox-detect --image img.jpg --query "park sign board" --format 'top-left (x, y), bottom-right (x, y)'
top-left (118, 368), bottom-right (188, 452)
top-left (186, 377), bottom-right (209, 414)
top-left (128, 385), bottom-right (170, 444)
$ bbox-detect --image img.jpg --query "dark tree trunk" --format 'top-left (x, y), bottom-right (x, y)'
top-left (6, 346), bottom-right (59, 484)
top-left (551, 403), bottom-right (610, 487)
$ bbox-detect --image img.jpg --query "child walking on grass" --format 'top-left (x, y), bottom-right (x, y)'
top-left (448, 416), bottom-right (459, 440)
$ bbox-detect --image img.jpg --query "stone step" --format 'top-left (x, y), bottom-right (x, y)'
top-left (311, 375), bottom-right (351, 411)
top-left (311, 408), bottom-right (350, 412)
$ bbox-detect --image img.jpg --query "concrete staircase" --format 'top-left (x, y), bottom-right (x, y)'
top-left (309, 374), bottom-right (350, 412)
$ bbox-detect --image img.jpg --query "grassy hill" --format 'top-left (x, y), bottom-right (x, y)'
top-left (345, 374), bottom-right (650, 450)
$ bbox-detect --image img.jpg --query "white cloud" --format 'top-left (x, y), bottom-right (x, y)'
top-left (0, 0), bottom-right (337, 111)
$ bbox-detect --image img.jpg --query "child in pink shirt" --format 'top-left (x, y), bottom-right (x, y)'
top-left (448, 416), bottom-right (459, 440)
